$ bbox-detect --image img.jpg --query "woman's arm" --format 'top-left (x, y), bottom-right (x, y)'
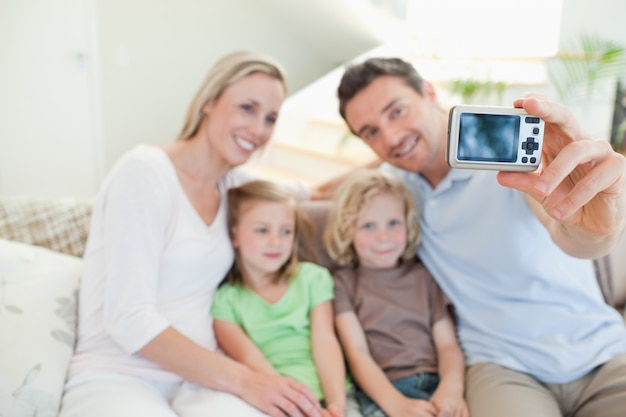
top-left (430, 315), bottom-right (469, 417)
top-left (213, 319), bottom-right (279, 376)
top-left (141, 326), bottom-right (321, 417)
top-left (335, 312), bottom-right (437, 417)
top-left (310, 301), bottom-right (346, 416)
top-left (99, 155), bottom-right (321, 417)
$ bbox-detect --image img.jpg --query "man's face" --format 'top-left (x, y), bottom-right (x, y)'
top-left (344, 75), bottom-right (447, 174)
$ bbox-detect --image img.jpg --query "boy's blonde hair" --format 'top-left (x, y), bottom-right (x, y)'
top-left (226, 180), bottom-right (314, 286)
top-left (177, 51), bottom-right (287, 142)
top-left (324, 169), bottom-right (420, 267)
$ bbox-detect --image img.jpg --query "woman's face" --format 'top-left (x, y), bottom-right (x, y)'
top-left (204, 72), bottom-right (286, 167)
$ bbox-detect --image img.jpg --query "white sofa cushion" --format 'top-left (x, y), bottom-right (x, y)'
top-left (0, 238), bottom-right (82, 417)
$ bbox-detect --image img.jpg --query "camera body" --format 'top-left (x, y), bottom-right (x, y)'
top-left (447, 105), bottom-right (544, 172)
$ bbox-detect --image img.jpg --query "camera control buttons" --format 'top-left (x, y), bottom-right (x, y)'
top-left (522, 137), bottom-right (539, 155)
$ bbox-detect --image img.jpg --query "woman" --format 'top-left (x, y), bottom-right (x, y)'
top-left (59, 51), bottom-right (321, 417)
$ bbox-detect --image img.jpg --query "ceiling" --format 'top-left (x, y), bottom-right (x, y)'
top-left (254, 0), bottom-right (397, 63)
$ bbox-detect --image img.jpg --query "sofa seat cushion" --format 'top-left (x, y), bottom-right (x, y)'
top-left (0, 238), bottom-right (82, 417)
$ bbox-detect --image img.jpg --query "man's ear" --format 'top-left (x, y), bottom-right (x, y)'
top-left (423, 81), bottom-right (438, 102)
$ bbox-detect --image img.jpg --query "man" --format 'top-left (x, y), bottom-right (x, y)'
top-left (335, 57), bottom-right (626, 417)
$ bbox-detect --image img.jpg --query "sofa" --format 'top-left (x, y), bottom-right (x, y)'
top-left (0, 196), bottom-right (625, 417)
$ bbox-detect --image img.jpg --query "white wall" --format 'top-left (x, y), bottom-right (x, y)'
top-left (0, 0), bottom-right (382, 197)
top-left (559, 0), bottom-right (626, 47)
top-left (0, 0), bottom-right (100, 197)
top-left (2, 0), bottom-right (625, 197)
top-left (97, 0), bottom-right (383, 174)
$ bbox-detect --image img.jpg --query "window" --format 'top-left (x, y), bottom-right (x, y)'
top-left (404, 0), bottom-right (563, 59)
top-left (356, 0), bottom-right (564, 58)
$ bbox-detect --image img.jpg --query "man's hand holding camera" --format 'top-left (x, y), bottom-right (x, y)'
top-left (497, 93), bottom-right (626, 259)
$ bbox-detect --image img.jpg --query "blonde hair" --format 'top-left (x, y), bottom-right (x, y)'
top-left (177, 51), bottom-right (287, 141)
top-left (226, 180), bottom-right (315, 286)
top-left (324, 169), bottom-right (420, 267)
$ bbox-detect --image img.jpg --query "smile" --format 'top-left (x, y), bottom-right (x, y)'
top-left (393, 136), bottom-right (418, 158)
top-left (235, 136), bottom-right (256, 151)
top-left (375, 249), bottom-right (396, 255)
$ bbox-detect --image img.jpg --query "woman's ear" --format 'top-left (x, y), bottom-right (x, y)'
top-left (202, 100), bottom-right (214, 116)
top-left (230, 227), bottom-right (239, 248)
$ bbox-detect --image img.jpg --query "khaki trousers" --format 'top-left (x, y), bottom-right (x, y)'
top-left (466, 353), bottom-right (626, 417)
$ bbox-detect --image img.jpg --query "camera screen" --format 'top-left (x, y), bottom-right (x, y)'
top-left (458, 113), bottom-right (520, 162)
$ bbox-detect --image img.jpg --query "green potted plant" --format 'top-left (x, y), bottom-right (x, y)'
top-left (447, 78), bottom-right (506, 105)
top-left (547, 33), bottom-right (626, 107)
top-left (547, 33), bottom-right (626, 145)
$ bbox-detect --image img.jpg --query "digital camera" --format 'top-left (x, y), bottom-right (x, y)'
top-left (447, 105), bottom-right (544, 171)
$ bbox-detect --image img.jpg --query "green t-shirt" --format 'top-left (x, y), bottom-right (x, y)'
top-left (211, 262), bottom-right (334, 400)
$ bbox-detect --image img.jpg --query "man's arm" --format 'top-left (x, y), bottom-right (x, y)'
top-left (309, 158), bottom-right (381, 200)
top-left (497, 94), bottom-right (626, 258)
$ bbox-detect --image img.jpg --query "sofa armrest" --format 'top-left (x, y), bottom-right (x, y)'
top-left (609, 231), bottom-right (626, 310)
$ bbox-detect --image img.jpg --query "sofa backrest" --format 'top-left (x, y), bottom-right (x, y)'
top-left (0, 196), bottom-right (623, 311)
top-left (298, 200), bottom-right (626, 311)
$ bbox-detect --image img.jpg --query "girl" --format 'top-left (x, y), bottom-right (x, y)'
top-left (324, 169), bottom-right (468, 417)
top-left (210, 180), bottom-right (359, 417)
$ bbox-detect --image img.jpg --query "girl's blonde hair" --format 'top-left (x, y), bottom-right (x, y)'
top-left (324, 169), bottom-right (421, 267)
top-left (226, 180), bottom-right (315, 286)
top-left (177, 51), bottom-right (287, 141)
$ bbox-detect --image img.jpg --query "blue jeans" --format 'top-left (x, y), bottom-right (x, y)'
top-left (355, 373), bottom-right (440, 417)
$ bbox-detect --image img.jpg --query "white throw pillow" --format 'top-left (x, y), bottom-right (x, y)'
top-left (0, 238), bottom-right (82, 417)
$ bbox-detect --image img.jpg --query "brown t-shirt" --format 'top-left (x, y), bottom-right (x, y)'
top-left (333, 259), bottom-right (450, 381)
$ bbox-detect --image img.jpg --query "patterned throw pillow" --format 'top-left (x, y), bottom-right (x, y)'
top-left (0, 197), bottom-right (92, 257)
top-left (0, 238), bottom-right (82, 417)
